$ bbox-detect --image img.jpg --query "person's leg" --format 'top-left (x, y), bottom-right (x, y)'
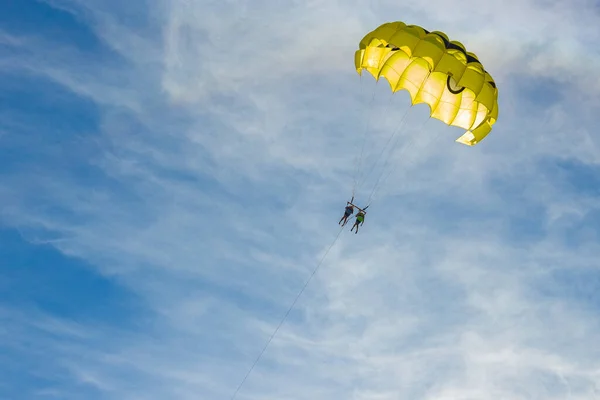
top-left (356, 218), bottom-right (363, 233)
top-left (343, 211), bottom-right (351, 225)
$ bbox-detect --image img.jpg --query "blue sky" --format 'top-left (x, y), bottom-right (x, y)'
top-left (1, 0), bottom-right (600, 399)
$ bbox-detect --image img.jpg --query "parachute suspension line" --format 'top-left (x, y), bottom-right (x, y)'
top-left (351, 76), bottom-right (379, 196)
top-left (365, 116), bottom-right (432, 206)
top-left (357, 68), bottom-right (434, 202)
top-left (229, 225), bottom-right (345, 400)
top-left (350, 73), bottom-right (364, 199)
top-left (354, 89), bottom-right (395, 195)
top-left (366, 97), bottom-right (480, 206)
top-left (355, 103), bottom-right (412, 193)
top-left (370, 118), bottom-right (441, 203)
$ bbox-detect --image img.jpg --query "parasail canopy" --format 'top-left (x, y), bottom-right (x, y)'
top-left (355, 21), bottom-right (499, 145)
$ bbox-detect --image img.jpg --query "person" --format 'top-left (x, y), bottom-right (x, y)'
top-left (351, 210), bottom-right (365, 234)
top-left (339, 203), bottom-right (354, 226)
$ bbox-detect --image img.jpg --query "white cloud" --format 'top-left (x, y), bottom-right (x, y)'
top-left (1, 0), bottom-right (600, 399)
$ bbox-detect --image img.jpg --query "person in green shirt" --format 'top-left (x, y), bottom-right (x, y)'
top-left (350, 210), bottom-right (365, 234)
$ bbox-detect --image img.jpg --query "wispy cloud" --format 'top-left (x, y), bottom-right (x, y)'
top-left (1, 0), bottom-right (600, 399)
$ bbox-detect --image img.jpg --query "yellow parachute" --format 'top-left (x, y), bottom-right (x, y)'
top-left (355, 21), bottom-right (499, 145)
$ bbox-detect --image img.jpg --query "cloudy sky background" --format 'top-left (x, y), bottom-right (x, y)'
top-left (1, 0), bottom-right (600, 399)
